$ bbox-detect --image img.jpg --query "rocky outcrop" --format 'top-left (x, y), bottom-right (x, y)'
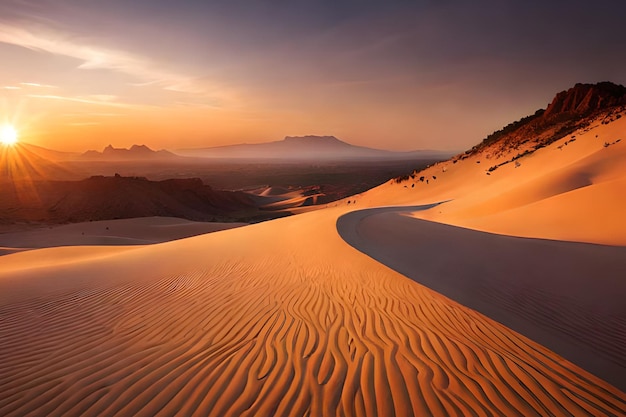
top-left (0, 175), bottom-right (260, 224)
top-left (543, 82), bottom-right (626, 119)
top-left (472, 82), bottom-right (626, 156)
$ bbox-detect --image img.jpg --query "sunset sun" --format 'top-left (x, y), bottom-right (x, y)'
top-left (0, 125), bottom-right (18, 146)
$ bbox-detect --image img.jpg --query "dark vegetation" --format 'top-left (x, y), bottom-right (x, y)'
top-left (604, 138), bottom-right (622, 148)
top-left (477, 109), bottom-right (545, 151)
top-left (394, 170), bottom-right (438, 185)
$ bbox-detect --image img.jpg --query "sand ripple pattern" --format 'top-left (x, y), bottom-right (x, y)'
top-left (1, 219), bottom-right (625, 416)
top-left (337, 207), bottom-right (626, 392)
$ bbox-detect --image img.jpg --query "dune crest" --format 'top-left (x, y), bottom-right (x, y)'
top-left (1, 208), bottom-right (624, 416)
top-left (362, 105), bottom-right (626, 245)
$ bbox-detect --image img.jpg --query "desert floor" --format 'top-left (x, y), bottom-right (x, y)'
top-left (1, 203), bottom-right (625, 416)
top-left (0, 217), bottom-right (246, 255)
top-left (1, 117), bottom-right (626, 415)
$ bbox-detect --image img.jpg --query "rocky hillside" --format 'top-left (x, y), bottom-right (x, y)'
top-left (543, 82), bottom-right (626, 118)
top-left (467, 82), bottom-right (626, 160)
top-left (0, 175), bottom-right (270, 226)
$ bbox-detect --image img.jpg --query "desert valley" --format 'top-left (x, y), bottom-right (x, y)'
top-left (1, 82), bottom-right (625, 416)
top-left (1, 1), bottom-right (626, 416)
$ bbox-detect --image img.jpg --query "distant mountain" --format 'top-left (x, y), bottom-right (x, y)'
top-left (0, 143), bottom-right (79, 180)
top-left (18, 143), bottom-right (81, 162)
top-left (82, 144), bottom-right (178, 160)
top-left (176, 135), bottom-right (454, 161)
top-left (470, 81), bottom-right (626, 157)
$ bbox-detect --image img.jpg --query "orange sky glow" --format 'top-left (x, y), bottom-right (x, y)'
top-left (1, 1), bottom-right (626, 152)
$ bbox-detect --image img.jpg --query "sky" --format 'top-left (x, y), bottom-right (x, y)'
top-left (1, 0), bottom-right (626, 152)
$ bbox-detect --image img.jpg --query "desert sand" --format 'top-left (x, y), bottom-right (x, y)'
top-left (1, 114), bottom-right (626, 415)
top-left (1, 211), bottom-right (625, 415)
top-left (249, 186), bottom-right (323, 210)
top-left (0, 217), bottom-right (246, 254)
top-left (361, 111), bottom-right (626, 246)
top-left (338, 206), bottom-right (626, 390)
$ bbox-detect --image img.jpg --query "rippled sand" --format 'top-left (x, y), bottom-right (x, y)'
top-left (1, 208), bottom-right (623, 416)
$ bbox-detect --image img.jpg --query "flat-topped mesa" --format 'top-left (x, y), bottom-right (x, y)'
top-left (176, 134), bottom-right (456, 160)
top-left (279, 135), bottom-right (354, 150)
top-left (471, 81), bottom-right (626, 157)
top-left (283, 135), bottom-right (345, 144)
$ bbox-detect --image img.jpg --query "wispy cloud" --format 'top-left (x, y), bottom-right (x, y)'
top-left (0, 22), bottom-right (213, 97)
top-left (20, 82), bottom-right (57, 88)
top-left (27, 94), bottom-right (135, 108)
top-left (2, 82), bottom-right (59, 91)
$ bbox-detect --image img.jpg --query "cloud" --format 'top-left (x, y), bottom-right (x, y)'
top-left (20, 82), bottom-right (58, 88)
top-left (2, 83), bottom-right (58, 91)
top-left (0, 22), bottom-right (212, 96)
top-left (27, 94), bottom-right (135, 108)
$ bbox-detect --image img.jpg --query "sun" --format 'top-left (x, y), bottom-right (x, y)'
top-left (0, 125), bottom-right (18, 146)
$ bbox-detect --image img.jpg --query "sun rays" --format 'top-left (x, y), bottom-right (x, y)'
top-left (1, 125), bottom-right (18, 146)
top-left (0, 142), bottom-right (73, 213)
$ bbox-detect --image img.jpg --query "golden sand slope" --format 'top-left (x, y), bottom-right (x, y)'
top-left (1, 208), bottom-right (624, 416)
top-left (0, 217), bottom-right (246, 252)
top-left (359, 111), bottom-right (626, 245)
top-left (338, 207), bottom-right (626, 391)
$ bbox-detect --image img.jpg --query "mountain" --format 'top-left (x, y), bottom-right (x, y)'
top-left (17, 143), bottom-right (81, 162)
top-left (0, 143), bottom-right (79, 180)
top-left (176, 135), bottom-right (454, 160)
top-left (0, 175), bottom-right (264, 225)
top-left (469, 81), bottom-right (626, 159)
top-left (82, 144), bottom-right (178, 160)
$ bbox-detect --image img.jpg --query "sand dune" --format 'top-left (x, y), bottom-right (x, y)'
top-left (1, 207), bottom-right (624, 416)
top-left (2, 104), bottom-right (626, 415)
top-left (246, 186), bottom-right (324, 210)
top-left (258, 186), bottom-right (294, 197)
top-left (360, 110), bottom-right (626, 245)
top-left (0, 217), bottom-right (246, 254)
top-left (337, 206), bottom-right (626, 390)
top-left (0, 247), bottom-right (27, 256)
